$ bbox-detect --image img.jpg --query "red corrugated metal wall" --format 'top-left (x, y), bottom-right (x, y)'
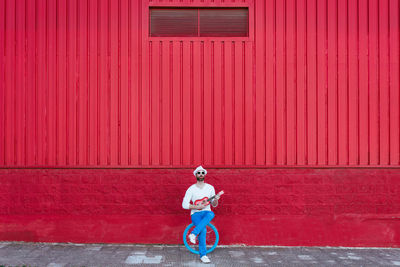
top-left (1, 0), bottom-right (399, 168)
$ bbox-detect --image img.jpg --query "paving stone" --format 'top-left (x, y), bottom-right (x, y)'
top-left (0, 242), bottom-right (399, 266)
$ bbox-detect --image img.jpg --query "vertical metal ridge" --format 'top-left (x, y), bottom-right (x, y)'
top-left (45, 0), bottom-right (49, 165)
top-left (76, 0), bottom-right (80, 165)
top-left (9, 0), bottom-right (14, 165)
top-left (357, 0), bottom-right (360, 165)
top-left (1, 0), bottom-right (4, 165)
top-left (201, 41), bottom-right (204, 164)
top-left (221, 41), bottom-right (225, 164)
top-left (149, 41), bottom-right (152, 164)
top-left (336, 0), bottom-right (340, 165)
top-left (107, 0), bottom-right (111, 165)
top-left (4, 0), bottom-right (7, 165)
top-left (253, 26), bottom-right (257, 165)
top-left (34, 0), bottom-right (38, 165)
top-left (55, 0), bottom-right (59, 165)
top-left (373, 0), bottom-right (380, 164)
top-left (346, 0), bottom-right (349, 165)
top-left (1, 0), bottom-right (5, 165)
top-left (169, 41), bottom-right (173, 165)
top-left (325, 0), bottom-right (328, 165)
top-left (274, 0), bottom-right (277, 165)
top-left (87, 0), bottom-right (90, 165)
top-left (294, 0), bottom-right (298, 165)
top-left (315, 0), bottom-right (318, 164)
top-left (22, 0), bottom-right (27, 165)
top-left (180, 40), bottom-right (183, 165)
top-left (232, 41), bottom-right (235, 165)
top-left (264, 1), bottom-right (267, 165)
top-left (387, 0), bottom-right (390, 164)
top-left (97, 0), bottom-right (100, 165)
top-left (305, 0), bottom-right (308, 165)
top-left (65, 0), bottom-right (69, 165)
top-left (284, 0), bottom-right (287, 165)
top-left (25, 0), bottom-right (28, 165)
top-left (128, 0), bottom-right (131, 165)
top-left (242, 41), bottom-right (245, 165)
top-left (14, 0), bottom-right (17, 165)
top-left (138, 0), bottom-right (142, 165)
top-left (190, 41), bottom-right (194, 164)
top-left (366, 1), bottom-right (371, 165)
top-left (253, 0), bottom-right (257, 165)
top-left (211, 41), bottom-right (215, 164)
top-left (159, 41), bottom-right (162, 165)
top-left (11, 0), bottom-right (15, 165)
top-left (118, 0), bottom-right (121, 165)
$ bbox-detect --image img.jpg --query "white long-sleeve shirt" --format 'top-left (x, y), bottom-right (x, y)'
top-left (182, 183), bottom-right (216, 215)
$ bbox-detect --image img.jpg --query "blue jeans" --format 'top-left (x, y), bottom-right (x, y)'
top-left (190, 211), bottom-right (215, 257)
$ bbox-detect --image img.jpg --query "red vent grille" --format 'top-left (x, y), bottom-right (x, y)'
top-left (150, 9), bottom-right (198, 37)
top-left (199, 9), bottom-right (249, 37)
top-left (150, 7), bottom-right (249, 37)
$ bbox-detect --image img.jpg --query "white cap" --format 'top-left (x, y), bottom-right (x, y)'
top-left (193, 166), bottom-right (207, 176)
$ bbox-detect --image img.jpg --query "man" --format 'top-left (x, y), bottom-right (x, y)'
top-left (182, 166), bottom-right (220, 264)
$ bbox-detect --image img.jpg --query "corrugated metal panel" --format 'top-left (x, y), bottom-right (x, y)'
top-left (0, 0), bottom-right (399, 167)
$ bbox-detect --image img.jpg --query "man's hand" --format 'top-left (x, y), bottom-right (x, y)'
top-left (189, 203), bottom-right (206, 210)
top-left (210, 198), bottom-right (218, 207)
top-left (195, 203), bottom-right (206, 210)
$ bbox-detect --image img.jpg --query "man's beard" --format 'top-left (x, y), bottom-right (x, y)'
top-left (196, 177), bottom-right (205, 182)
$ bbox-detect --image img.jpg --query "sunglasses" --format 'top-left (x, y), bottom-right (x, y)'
top-left (197, 171), bottom-right (205, 175)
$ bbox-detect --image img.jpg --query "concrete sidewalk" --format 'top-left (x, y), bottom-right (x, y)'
top-left (0, 242), bottom-right (399, 267)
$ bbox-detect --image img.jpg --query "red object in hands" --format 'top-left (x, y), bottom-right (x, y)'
top-left (194, 191), bottom-right (224, 206)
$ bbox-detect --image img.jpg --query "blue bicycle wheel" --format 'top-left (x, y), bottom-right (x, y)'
top-left (183, 223), bottom-right (219, 255)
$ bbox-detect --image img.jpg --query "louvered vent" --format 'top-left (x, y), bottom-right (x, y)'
top-left (150, 7), bottom-right (249, 37)
top-left (199, 9), bottom-right (248, 37)
top-left (150, 8), bottom-right (198, 37)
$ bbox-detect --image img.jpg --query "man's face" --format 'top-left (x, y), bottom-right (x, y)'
top-left (196, 171), bottom-right (206, 181)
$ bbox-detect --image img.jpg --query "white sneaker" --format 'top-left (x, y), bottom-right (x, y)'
top-left (188, 233), bottom-right (196, 244)
top-left (200, 255), bottom-right (211, 263)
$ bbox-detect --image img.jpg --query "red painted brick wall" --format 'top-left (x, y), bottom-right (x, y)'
top-left (0, 168), bottom-right (399, 246)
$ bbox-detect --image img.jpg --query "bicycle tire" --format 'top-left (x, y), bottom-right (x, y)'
top-left (183, 223), bottom-right (219, 255)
